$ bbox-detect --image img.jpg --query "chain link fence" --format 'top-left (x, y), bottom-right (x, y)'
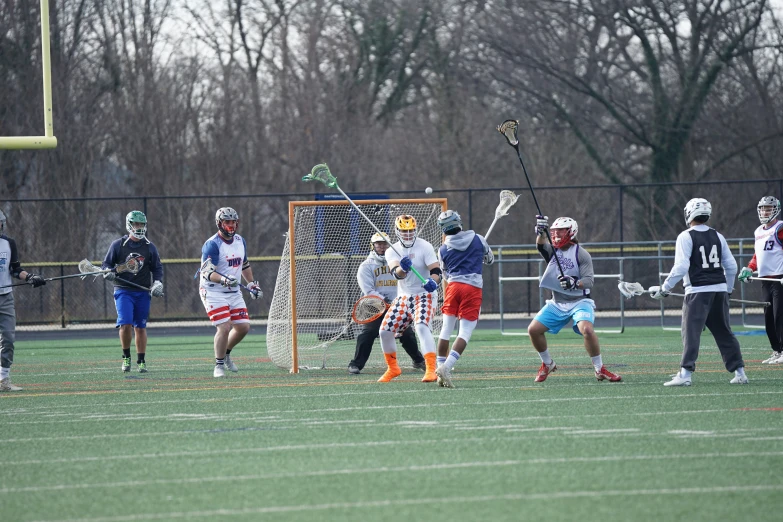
top-left (4, 179), bottom-right (779, 327)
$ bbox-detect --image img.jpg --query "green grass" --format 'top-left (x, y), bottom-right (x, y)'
top-left (2, 327), bottom-right (782, 522)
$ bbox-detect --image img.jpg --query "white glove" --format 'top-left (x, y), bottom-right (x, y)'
top-left (558, 275), bottom-right (578, 290)
top-left (103, 271), bottom-right (117, 282)
top-left (220, 275), bottom-right (239, 288)
top-left (535, 215), bottom-right (549, 236)
top-left (150, 280), bottom-right (164, 297)
top-left (247, 281), bottom-right (262, 300)
top-left (649, 286), bottom-right (670, 300)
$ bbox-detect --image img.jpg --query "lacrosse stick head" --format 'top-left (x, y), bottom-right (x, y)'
top-left (497, 119), bottom-right (520, 147)
top-left (77, 259), bottom-right (106, 280)
top-left (302, 163), bottom-right (338, 189)
top-left (352, 295), bottom-right (389, 324)
top-left (617, 281), bottom-right (646, 299)
top-left (495, 190), bottom-right (520, 218)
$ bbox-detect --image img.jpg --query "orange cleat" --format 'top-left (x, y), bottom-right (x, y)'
top-left (421, 352), bottom-right (438, 382)
top-left (378, 352), bottom-right (402, 383)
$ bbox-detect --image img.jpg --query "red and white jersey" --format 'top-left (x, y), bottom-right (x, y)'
top-left (384, 238), bottom-right (439, 296)
top-left (754, 222), bottom-right (783, 277)
top-left (200, 233), bottom-right (248, 295)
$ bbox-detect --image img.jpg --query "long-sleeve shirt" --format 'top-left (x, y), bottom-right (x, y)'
top-left (662, 224), bottom-right (736, 294)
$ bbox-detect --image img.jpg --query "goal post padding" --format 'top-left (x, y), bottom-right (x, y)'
top-left (267, 199), bottom-right (448, 372)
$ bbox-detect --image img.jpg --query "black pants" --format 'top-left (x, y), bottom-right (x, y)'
top-left (680, 292), bottom-right (744, 372)
top-left (762, 279), bottom-right (783, 352)
top-left (349, 315), bottom-right (424, 370)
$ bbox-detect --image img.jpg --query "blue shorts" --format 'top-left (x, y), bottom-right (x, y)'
top-left (114, 289), bottom-right (151, 328)
top-left (534, 301), bottom-right (595, 335)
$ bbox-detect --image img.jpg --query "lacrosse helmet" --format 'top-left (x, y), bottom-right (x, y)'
top-left (757, 196), bottom-right (781, 224)
top-left (395, 214), bottom-right (417, 247)
top-left (370, 232), bottom-right (391, 262)
top-left (125, 210), bottom-right (147, 240)
top-left (684, 198), bottom-right (711, 226)
top-left (437, 210), bottom-right (462, 234)
top-left (549, 217), bottom-right (578, 249)
top-left (215, 207), bottom-right (239, 238)
top-left (0, 210), bottom-right (5, 234)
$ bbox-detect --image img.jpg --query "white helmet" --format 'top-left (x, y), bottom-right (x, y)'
top-left (550, 217), bottom-right (578, 249)
top-left (215, 207), bottom-right (239, 238)
top-left (437, 210), bottom-right (462, 234)
top-left (757, 196), bottom-right (781, 224)
top-left (370, 232), bottom-right (391, 262)
top-left (684, 198), bottom-right (711, 226)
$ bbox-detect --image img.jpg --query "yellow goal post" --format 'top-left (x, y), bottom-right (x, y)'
top-left (0, 0), bottom-right (57, 150)
top-left (267, 198), bottom-right (448, 373)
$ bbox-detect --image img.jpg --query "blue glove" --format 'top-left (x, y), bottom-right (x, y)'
top-left (422, 278), bottom-right (438, 292)
top-left (399, 256), bottom-right (413, 273)
top-left (558, 275), bottom-right (578, 290)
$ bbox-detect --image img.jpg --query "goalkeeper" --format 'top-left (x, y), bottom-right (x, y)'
top-left (349, 233), bottom-right (425, 375)
top-left (101, 211), bottom-right (164, 374)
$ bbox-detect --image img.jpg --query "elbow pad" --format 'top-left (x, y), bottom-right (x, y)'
top-left (430, 267), bottom-right (443, 277)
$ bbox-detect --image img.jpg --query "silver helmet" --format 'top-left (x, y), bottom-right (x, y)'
top-left (757, 196), bottom-right (781, 225)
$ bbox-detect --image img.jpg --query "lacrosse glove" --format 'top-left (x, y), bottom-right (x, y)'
top-left (738, 267), bottom-right (753, 283)
top-left (649, 286), bottom-right (670, 300)
top-left (247, 281), bottom-right (262, 300)
top-left (25, 273), bottom-right (46, 288)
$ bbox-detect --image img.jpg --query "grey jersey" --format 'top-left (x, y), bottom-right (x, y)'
top-left (538, 243), bottom-right (595, 305)
top-left (356, 253), bottom-right (398, 302)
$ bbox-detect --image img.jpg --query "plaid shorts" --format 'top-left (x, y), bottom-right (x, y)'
top-left (380, 292), bottom-right (434, 334)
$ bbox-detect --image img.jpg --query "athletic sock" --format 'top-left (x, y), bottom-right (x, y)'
top-left (0, 367), bottom-right (9, 380)
top-left (226, 349), bottom-right (232, 355)
top-left (437, 356), bottom-right (447, 366)
top-left (591, 355), bottom-right (603, 372)
top-left (735, 367), bottom-right (746, 377)
top-left (444, 350), bottom-right (461, 371)
top-left (137, 354), bottom-right (145, 364)
top-left (680, 368), bottom-right (693, 378)
top-left (122, 348), bottom-right (131, 358)
top-left (215, 358), bottom-right (225, 366)
top-left (539, 349), bottom-right (553, 366)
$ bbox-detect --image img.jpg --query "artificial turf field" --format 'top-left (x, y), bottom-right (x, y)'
top-left (1, 327), bottom-right (781, 522)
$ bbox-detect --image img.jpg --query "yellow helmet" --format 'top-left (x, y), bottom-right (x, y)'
top-left (395, 215), bottom-right (417, 247)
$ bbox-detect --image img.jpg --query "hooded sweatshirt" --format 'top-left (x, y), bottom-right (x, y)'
top-left (438, 230), bottom-right (492, 288)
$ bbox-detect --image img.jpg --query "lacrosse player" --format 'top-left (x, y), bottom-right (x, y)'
top-left (0, 210), bottom-right (46, 391)
top-left (653, 198), bottom-right (747, 386)
top-left (433, 210), bottom-right (493, 388)
top-left (738, 196), bottom-right (783, 365)
top-left (101, 211), bottom-right (164, 373)
top-left (528, 216), bottom-right (622, 383)
top-left (378, 214), bottom-right (441, 383)
top-left (199, 207), bottom-right (261, 378)
top-left (348, 232), bottom-right (425, 375)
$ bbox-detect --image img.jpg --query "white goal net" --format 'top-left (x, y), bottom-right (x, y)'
top-left (267, 198), bottom-right (448, 372)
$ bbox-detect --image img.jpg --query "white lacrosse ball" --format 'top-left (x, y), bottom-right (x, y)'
top-left (425, 187), bottom-right (433, 194)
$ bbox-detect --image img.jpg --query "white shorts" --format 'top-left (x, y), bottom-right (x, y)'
top-left (200, 289), bottom-right (249, 326)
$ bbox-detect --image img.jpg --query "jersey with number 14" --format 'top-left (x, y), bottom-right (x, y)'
top-left (384, 238), bottom-right (439, 296)
top-left (200, 233), bottom-right (248, 294)
top-left (753, 222), bottom-right (783, 277)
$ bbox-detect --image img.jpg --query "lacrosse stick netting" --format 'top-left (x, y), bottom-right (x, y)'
top-left (485, 190), bottom-right (520, 240)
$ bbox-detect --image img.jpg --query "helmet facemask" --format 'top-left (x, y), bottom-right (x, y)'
top-left (395, 215), bottom-right (417, 248)
top-left (757, 196), bottom-right (781, 225)
top-left (549, 217), bottom-right (578, 249)
top-left (125, 211), bottom-right (147, 240)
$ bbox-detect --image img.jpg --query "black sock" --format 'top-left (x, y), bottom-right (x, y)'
top-left (216, 358), bottom-right (225, 365)
top-left (137, 354), bottom-right (145, 364)
top-left (226, 349), bottom-right (232, 355)
top-left (122, 349), bottom-right (131, 359)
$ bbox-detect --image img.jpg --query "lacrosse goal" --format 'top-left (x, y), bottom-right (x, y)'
top-left (267, 198), bottom-right (448, 372)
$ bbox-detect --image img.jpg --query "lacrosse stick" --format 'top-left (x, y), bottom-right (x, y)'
top-left (0, 259), bottom-right (114, 289)
top-left (497, 119), bottom-right (565, 278)
top-left (78, 259), bottom-right (150, 292)
top-left (196, 258), bottom-right (261, 298)
top-left (303, 163), bottom-right (427, 283)
top-left (484, 190), bottom-right (519, 240)
top-left (351, 295), bottom-right (389, 324)
top-left (749, 276), bottom-right (783, 284)
top-left (617, 281), bottom-right (770, 306)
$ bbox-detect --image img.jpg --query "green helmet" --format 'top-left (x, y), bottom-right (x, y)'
top-left (126, 210), bottom-right (147, 240)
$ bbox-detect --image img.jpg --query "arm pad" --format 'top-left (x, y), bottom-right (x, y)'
top-left (429, 267), bottom-right (443, 277)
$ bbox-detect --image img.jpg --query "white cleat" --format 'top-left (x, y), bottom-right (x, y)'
top-left (213, 364), bottom-right (226, 378)
top-left (768, 353), bottom-right (783, 365)
top-left (224, 354), bottom-right (238, 372)
top-left (761, 352), bottom-right (782, 364)
top-left (435, 365), bottom-right (454, 388)
top-left (730, 373), bottom-right (749, 384)
top-left (0, 378), bottom-right (22, 392)
top-left (664, 371), bottom-right (692, 387)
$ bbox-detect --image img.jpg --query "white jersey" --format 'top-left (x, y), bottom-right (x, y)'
top-left (356, 253), bottom-right (398, 302)
top-left (384, 238), bottom-right (439, 296)
top-left (199, 233), bottom-right (248, 295)
top-left (754, 221), bottom-right (783, 277)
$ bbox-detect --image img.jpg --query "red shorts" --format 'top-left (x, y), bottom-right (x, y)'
top-left (441, 282), bottom-right (482, 321)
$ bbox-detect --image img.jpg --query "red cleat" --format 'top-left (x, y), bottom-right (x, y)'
top-left (595, 365), bottom-right (622, 382)
top-left (534, 361), bottom-right (557, 382)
